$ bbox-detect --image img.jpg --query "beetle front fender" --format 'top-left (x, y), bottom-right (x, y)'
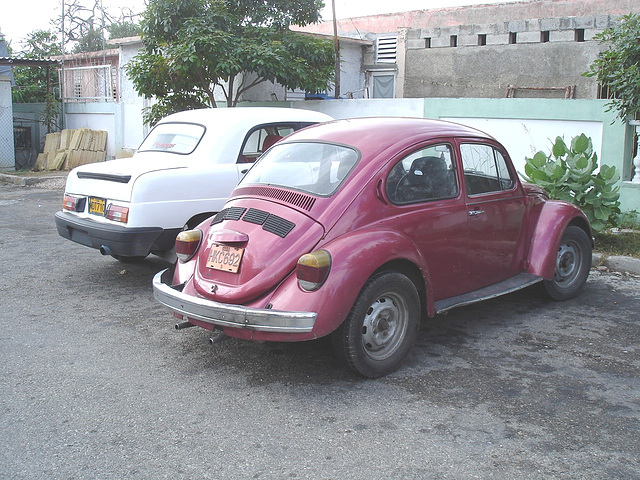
top-left (264, 227), bottom-right (431, 339)
top-left (527, 201), bottom-right (592, 279)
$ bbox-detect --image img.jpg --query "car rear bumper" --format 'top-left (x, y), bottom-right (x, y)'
top-left (54, 211), bottom-right (179, 257)
top-left (152, 269), bottom-right (317, 333)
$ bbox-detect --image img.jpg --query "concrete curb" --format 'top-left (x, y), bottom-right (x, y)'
top-left (593, 252), bottom-right (640, 276)
top-left (0, 173), bottom-right (66, 186)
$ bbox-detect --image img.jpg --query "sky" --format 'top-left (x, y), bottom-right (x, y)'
top-left (1, 0), bottom-right (524, 50)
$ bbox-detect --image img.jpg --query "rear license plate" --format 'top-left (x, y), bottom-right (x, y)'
top-left (206, 243), bottom-right (244, 273)
top-left (88, 197), bottom-right (106, 216)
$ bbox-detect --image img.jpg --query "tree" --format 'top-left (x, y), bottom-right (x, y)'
top-left (126, 0), bottom-right (334, 125)
top-left (106, 20), bottom-right (142, 42)
top-left (585, 13), bottom-right (640, 121)
top-left (53, 0), bottom-right (141, 53)
top-left (11, 30), bottom-right (61, 104)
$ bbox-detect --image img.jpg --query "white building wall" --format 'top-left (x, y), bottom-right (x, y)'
top-left (332, 42), bottom-right (367, 99)
top-left (295, 98), bottom-right (423, 118)
top-left (240, 42), bottom-right (367, 101)
top-left (295, 99), bottom-right (604, 176)
top-left (64, 104), bottom-right (118, 160)
top-left (118, 43), bottom-right (148, 153)
top-left (443, 117), bottom-right (604, 175)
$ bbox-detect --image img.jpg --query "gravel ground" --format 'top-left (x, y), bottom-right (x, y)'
top-left (27, 176), bottom-right (68, 190)
top-left (1, 181), bottom-right (639, 480)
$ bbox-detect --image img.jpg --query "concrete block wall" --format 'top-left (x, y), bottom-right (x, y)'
top-left (402, 13), bottom-right (620, 100)
top-left (409, 14), bottom-right (618, 50)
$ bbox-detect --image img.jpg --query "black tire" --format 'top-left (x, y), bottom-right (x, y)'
top-left (332, 271), bottom-right (420, 378)
top-left (543, 225), bottom-right (592, 301)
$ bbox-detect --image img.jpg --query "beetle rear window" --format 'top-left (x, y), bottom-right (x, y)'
top-left (240, 142), bottom-right (359, 196)
top-left (138, 123), bottom-right (205, 155)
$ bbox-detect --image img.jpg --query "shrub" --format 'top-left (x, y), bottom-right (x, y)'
top-left (584, 13), bottom-right (640, 122)
top-left (524, 134), bottom-right (621, 232)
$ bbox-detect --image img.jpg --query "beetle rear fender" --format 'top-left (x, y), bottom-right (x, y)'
top-left (291, 227), bottom-right (431, 337)
top-left (527, 201), bottom-right (592, 279)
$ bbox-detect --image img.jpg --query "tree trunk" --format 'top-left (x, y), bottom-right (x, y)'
top-left (227, 74), bottom-right (235, 107)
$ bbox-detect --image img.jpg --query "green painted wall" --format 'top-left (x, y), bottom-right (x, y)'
top-left (421, 98), bottom-right (639, 213)
top-left (249, 97), bottom-right (640, 213)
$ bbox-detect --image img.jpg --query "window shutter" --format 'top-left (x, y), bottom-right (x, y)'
top-left (376, 36), bottom-right (397, 64)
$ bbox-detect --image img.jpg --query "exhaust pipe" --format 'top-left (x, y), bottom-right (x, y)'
top-left (175, 321), bottom-right (195, 330)
top-left (99, 245), bottom-right (112, 256)
top-left (209, 334), bottom-right (227, 345)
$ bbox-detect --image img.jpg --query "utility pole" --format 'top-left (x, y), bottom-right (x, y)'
top-left (60, 0), bottom-right (65, 129)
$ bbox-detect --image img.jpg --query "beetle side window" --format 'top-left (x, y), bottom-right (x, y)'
top-left (495, 150), bottom-right (515, 190)
top-left (386, 144), bottom-right (458, 204)
top-left (461, 144), bottom-right (515, 195)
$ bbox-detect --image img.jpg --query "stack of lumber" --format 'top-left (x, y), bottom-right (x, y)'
top-left (34, 128), bottom-right (107, 171)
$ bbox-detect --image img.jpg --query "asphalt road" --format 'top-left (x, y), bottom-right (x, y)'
top-left (1, 182), bottom-right (639, 480)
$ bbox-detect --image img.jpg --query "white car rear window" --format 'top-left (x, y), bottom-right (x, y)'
top-left (138, 123), bottom-right (205, 155)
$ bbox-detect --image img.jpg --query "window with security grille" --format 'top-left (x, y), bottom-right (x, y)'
top-left (73, 70), bottom-right (82, 98)
top-left (376, 36), bottom-right (397, 63)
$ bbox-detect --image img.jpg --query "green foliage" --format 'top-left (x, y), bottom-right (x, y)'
top-left (617, 209), bottom-right (640, 230)
top-left (72, 28), bottom-right (104, 53)
top-left (584, 13), bottom-right (640, 121)
top-left (40, 92), bottom-right (60, 134)
top-left (524, 134), bottom-right (621, 232)
top-left (593, 231), bottom-right (640, 258)
top-left (11, 30), bottom-right (61, 104)
top-left (126, 0), bottom-right (334, 125)
top-left (106, 21), bottom-right (142, 41)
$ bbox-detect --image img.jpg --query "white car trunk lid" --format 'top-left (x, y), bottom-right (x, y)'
top-left (65, 152), bottom-right (187, 201)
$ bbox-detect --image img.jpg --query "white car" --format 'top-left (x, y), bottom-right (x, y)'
top-left (54, 107), bottom-right (332, 261)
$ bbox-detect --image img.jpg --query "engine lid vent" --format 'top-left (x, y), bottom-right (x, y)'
top-left (210, 207), bottom-right (247, 225)
top-left (242, 208), bottom-right (270, 225)
top-left (232, 186), bottom-right (316, 211)
top-left (263, 215), bottom-right (295, 238)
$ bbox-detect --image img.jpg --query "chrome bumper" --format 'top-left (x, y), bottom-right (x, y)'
top-left (152, 269), bottom-right (317, 333)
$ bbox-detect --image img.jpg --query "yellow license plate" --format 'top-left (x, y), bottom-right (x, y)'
top-left (206, 243), bottom-right (244, 273)
top-left (88, 197), bottom-right (106, 216)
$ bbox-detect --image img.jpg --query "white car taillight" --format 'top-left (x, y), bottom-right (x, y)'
top-left (296, 250), bottom-right (331, 291)
top-left (176, 229), bottom-right (202, 263)
top-left (106, 204), bottom-right (129, 223)
top-left (62, 194), bottom-right (85, 212)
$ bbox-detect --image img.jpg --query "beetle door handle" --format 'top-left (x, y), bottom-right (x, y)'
top-left (468, 209), bottom-right (485, 216)
top-left (241, 169), bottom-right (249, 174)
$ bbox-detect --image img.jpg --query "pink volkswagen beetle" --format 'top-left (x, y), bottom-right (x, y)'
top-left (153, 117), bottom-right (592, 377)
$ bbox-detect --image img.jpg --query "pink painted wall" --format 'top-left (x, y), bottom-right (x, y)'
top-left (295, 0), bottom-right (639, 35)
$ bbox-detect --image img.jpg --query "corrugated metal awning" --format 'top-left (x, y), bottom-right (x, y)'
top-left (0, 56), bottom-right (61, 67)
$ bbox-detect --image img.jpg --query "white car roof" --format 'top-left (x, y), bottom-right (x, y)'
top-left (158, 107), bottom-right (332, 129)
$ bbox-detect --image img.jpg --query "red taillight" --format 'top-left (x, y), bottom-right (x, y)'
top-left (62, 194), bottom-right (84, 212)
top-left (176, 229), bottom-right (202, 263)
top-left (296, 250), bottom-right (331, 291)
top-left (106, 204), bottom-right (129, 223)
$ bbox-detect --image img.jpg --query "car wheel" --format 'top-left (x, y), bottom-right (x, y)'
top-left (543, 225), bottom-right (592, 301)
top-left (332, 272), bottom-right (420, 378)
